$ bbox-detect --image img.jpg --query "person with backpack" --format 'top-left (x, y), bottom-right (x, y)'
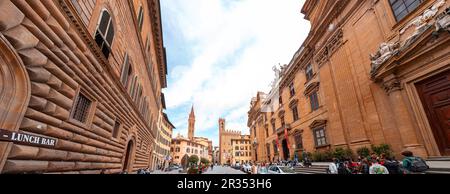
top-left (384, 157), bottom-right (400, 174)
top-left (401, 150), bottom-right (429, 174)
top-left (337, 160), bottom-right (351, 175)
top-left (369, 160), bottom-right (389, 174)
top-left (359, 158), bottom-right (370, 174)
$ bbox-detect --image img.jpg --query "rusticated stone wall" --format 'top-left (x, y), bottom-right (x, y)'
top-left (0, 0), bottom-right (166, 174)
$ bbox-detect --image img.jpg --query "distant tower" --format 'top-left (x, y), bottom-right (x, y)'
top-left (219, 118), bottom-right (225, 132)
top-left (188, 105), bottom-right (195, 140)
top-left (218, 118), bottom-right (225, 164)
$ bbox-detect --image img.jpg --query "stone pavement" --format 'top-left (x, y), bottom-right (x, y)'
top-left (149, 166), bottom-right (245, 174)
top-left (204, 166), bottom-right (246, 174)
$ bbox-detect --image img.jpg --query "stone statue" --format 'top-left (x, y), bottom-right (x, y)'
top-left (400, 0), bottom-right (446, 35)
top-left (435, 7), bottom-right (450, 32)
top-left (370, 42), bottom-right (400, 67)
top-left (272, 65), bottom-right (281, 79)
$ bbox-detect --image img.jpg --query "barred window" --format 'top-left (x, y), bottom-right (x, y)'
top-left (72, 93), bottom-right (92, 123)
top-left (112, 120), bottom-right (121, 138)
top-left (95, 10), bottom-right (114, 58)
top-left (389, 0), bottom-right (424, 21)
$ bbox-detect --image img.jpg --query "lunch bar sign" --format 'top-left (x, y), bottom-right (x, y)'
top-left (0, 129), bottom-right (57, 147)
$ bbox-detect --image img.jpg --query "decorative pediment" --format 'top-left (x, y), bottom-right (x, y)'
top-left (304, 82), bottom-right (320, 96)
top-left (288, 98), bottom-right (299, 108)
top-left (309, 120), bottom-right (327, 129)
top-left (277, 109), bottom-right (285, 117)
top-left (292, 129), bottom-right (304, 135)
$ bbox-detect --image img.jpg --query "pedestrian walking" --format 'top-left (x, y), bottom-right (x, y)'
top-left (328, 158), bottom-right (339, 174)
top-left (401, 150), bottom-right (429, 174)
top-left (384, 157), bottom-right (400, 174)
top-left (359, 158), bottom-right (370, 174)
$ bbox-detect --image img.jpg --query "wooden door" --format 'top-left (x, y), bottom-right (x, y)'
top-left (417, 70), bottom-right (450, 156)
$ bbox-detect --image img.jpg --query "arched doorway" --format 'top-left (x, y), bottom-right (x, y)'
top-left (122, 140), bottom-right (135, 172)
top-left (0, 34), bottom-right (31, 172)
top-left (282, 139), bottom-right (290, 160)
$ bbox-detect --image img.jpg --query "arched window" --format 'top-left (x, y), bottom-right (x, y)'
top-left (137, 5), bottom-right (144, 31)
top-left (95, 10), bottom-right (115, 58)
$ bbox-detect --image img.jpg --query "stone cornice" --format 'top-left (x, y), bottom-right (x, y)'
top-left (280, 46), bottom-right (314, 89)
top-left (148, 0), bottom-right (167, 88)
top-left (301, 0), bottom-right (318, 20)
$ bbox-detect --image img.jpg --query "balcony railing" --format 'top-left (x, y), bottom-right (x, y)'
top-left (276, 124), bottom-right (291, 134)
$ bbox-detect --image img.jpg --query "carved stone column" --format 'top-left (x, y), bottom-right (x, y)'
top-left (383, 74), bottom-right (427, 157)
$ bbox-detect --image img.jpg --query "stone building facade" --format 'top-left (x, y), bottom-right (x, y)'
top-left (218, 118), bottom-right (244, 165)
top-left (170, 106), bottom-right (213, 164)
top-left (248, 0), bottom-right (450, 162)
top-left (193, 137), bottom-right (213, 162)
top-left (153, 112), bottom-right (174, 169)
top-left (212, 146), bottom-right (219, 164)
top-left (170, 135), bottom-right (209, 165)
top-left (0, 0), bottom-right (168, 174)
top-left (231, 135), bottom-right (252, 165)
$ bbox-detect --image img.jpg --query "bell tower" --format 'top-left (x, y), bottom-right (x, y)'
top-left (188, 105), bottom-right (195, 140)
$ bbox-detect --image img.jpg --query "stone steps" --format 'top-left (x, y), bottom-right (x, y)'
top-left (294, 166), bottom-right (328, 174)
top-left (427, 157), bottom-right (450, 161)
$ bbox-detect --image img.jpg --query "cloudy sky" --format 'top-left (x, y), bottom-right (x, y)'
top-left (160, 0), bottom-right (310, 146)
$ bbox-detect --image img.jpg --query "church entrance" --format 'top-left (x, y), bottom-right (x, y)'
top-left (416, 70), bottom-right (450, 156)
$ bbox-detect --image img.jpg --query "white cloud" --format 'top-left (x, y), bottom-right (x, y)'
top-left (162, 0), bottom-right (310, 146)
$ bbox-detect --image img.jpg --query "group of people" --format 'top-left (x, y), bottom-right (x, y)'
top-left (136, 168), bottom-right (152, 174)
top-left (328, 150), bottom-right (430, 174)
